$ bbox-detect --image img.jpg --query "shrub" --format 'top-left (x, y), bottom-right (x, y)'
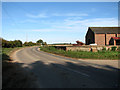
top-left (102, 47), bottom-right (106, 52)
top-left (23, 41), bottom-right (36, 46)
top-left (108, 48), bottom-right (111, 51)
top-left (117, 47), bottom-right (120, 52)
top-left (111, 46), bottom-right (117, 51)
top-left (2, 38), bottom-right (22, 48)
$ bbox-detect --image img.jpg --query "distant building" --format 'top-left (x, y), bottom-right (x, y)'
top-left (85, 27), bottom-right (120, 45)
top-left (73, 41), bottom-right (84, 46)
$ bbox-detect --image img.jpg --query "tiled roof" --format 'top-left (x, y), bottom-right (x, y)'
top-left (111, 37), bottom-right (120, 40)
top-left (89, 27), bottom-right (120, 34)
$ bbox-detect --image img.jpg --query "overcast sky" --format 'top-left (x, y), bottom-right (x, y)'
top-left (2, 2), bottom-right (118, 44)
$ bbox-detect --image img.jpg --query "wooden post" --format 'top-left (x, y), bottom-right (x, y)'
top-left (105, 34), bottom-right (106, 45)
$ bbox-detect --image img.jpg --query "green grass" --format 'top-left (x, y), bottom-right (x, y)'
top-left (2, 48), bottom-right (15, 55)
top-left (40, 46), bottom-right (119, 60)
top-left (2, 47), bottom-right (24, 61)
top-left (2, 47), bottom-right (22, 55)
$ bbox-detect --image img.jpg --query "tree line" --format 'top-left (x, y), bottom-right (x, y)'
top-left (1, 38), bottom-right (47, 48)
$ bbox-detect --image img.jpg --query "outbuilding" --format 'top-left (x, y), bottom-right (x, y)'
top-left (85, 27), bottom-right (120, 45)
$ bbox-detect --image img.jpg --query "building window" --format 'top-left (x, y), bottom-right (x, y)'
top-left (116, 40), bottom-right (120, 45)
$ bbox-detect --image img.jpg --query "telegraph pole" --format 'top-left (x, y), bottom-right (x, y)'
top-left (26, 33), bottom-right (28, 42)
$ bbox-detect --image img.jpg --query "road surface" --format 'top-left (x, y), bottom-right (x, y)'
top-left (11, 46), bottom-right (119, 88)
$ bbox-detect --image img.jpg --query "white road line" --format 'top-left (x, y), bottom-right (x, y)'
top-left (53, 64), bottom-right (90, 77)
top-left (37, 47), bottom-right (90, 77)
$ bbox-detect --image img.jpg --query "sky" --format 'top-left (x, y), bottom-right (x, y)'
top-left (2, 2), bottom-right (118, 44)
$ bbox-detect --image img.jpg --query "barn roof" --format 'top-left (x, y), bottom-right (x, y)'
top-left (111, 37), bottom-right (120, 40)
top-left (89, 27), bottom-right (120, 34)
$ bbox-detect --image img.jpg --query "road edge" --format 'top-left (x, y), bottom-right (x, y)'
top-left (37, 47), bottom-right (119, 61)
top-left (10, 46), bottom-right (39, 63)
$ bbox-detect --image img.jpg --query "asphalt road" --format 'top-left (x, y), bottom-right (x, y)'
top-left (11, 46), bottom-right (119, 88)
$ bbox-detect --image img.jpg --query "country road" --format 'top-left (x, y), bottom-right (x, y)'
top-left (11, 46), bottom-right (119, 88)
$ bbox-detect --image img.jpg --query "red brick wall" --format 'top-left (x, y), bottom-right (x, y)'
top-left (95, 34), bottom-right (105, 45)
top-left (106, 34), bottom-right (116, 45)
top-left (117, 34), bottom-right (120, 37)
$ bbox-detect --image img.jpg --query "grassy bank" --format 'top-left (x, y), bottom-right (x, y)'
top-left (2, 47), bottom-right (21, 55)
top-left (2, 47), bottom-right (23, 61)
top-left (40, 46), bottom-right (119, 60)
top-left (2, 46), bottom-right (37, 59)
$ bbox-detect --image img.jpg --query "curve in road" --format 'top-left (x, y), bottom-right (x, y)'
top-left (11, 46), bottom-right (119, 88)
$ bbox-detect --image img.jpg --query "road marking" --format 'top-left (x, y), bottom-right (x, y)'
top-left (52, 64), bottom-right (90, 77)
top-left (37, 47), bottom-right (90, 77)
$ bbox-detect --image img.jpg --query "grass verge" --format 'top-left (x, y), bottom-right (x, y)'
top-left (40, 46), bottom-right (119, 60)
top-left (2, 47), bottom-right (23, 61)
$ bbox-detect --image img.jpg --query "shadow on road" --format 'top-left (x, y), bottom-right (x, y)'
top-left (24, 60), bottom-right (119, 88)
top-left (2, 54), bottom-right (120, 88)
top-left (2, 54), bottom-right (11, 61)
top-left (2, 54), bottom-right (38, 88)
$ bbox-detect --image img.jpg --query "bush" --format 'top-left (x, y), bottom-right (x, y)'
top-left (111, 46), bottom-right (117, 51)
top-left (117, 47), bottom-right (120, 52)
top-left (102, 47), bottom-right (106, 52)
top-left (23, 41), bottom-right (36, 46)
top-left (36, 39), bottom-right (43, 45)
top-left (2, 38), bottom-right (22, 48)
top-left (108, 48), bottom-right (111, 51)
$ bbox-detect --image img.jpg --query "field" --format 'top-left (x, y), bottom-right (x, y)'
top-left (40, 46), bottom-right (120, 60)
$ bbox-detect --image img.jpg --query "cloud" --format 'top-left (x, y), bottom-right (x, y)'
top-left (20, 19), bottom-right (38, 23)
top-left (52, 17), bottom-right (118, 32)
top-left (26, 13), bottom-right (48, 18)
top-left (31, 29), bottom-right (61, 32)
top-left (26, 12), bottom-right (88, 19)
top-left (52, 13), bottom-right (88, 17)
top-left (12, 17), bottom-right (118, 43)
top-left (31, 17), bottom-right (118, 33)
top-left (63, 17), bottom-right (118, 27)
top-left (81, 18), bottom-right (118, 27)
top-left (21, 17), bottom-right (118, 35)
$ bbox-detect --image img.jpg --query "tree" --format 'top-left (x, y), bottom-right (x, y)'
top-left (14, 40), bottom-right (22, 47)
top-left (28, 41), bottom-right (36, 46)
top-left (36, 39), bottom-right (43, 45)
top-left (2, 38), bottom-right (23, 48)
top-left (23, 42), bottom-right (29, 46)
top-left (23, 41), bottom-right (36, 46)
top-left (2, 38), bottom-right (8, 48)
top-left (42, 42), bottom-right (47, 46)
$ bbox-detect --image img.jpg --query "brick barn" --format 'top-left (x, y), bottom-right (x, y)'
top-left (85, 27), bottom-right (120, 45)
